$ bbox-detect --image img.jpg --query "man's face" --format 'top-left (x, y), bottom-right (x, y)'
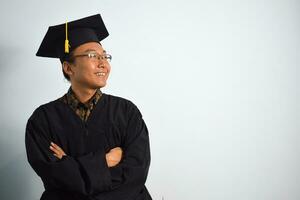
top-left (69, 42), bottom-right (111, 89)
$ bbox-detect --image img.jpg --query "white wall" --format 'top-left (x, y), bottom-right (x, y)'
top-left (0, 0), bottom-right (299, 199)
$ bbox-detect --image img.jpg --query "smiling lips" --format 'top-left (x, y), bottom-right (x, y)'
top-left (95, 72), bottom-right (106, 76)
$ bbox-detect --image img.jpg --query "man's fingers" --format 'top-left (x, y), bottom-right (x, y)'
top-left (53, 153), bottom-right (64, 159)
top-left (106, 146), bottom-right (123, 166)
top-left (51, 142), bottom-right (63, 151)
top-left (110, 147), bottom-right (122, 153)
top-left (49, 145), bottom-right (60, 154)
top-left (50, 142), bottom-right (57, 147)
top-left (113, 147), bottom-right (122, 151)
top-left (50, 142), bottom-right (66, 156)
top-left (50, 142), bottom-right (65, 152)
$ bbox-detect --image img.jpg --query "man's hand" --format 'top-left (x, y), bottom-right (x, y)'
top-left (106, 147), bottom-right (123, 167)
top-left (49, 142), bottom-right (123, 167)
top-left (50, 142), bottom-right (66, 159)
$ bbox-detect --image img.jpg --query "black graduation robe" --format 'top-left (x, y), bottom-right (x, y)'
top-left (25, 93), bottom-right (152, 200)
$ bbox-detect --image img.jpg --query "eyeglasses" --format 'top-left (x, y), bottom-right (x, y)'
top-left (72, 52), bottom-right (112, 62)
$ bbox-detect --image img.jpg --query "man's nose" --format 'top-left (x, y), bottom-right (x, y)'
top-left (97, 63), bottom-right (105, 68)
top-left (97, 58), bottom-right (105, 67)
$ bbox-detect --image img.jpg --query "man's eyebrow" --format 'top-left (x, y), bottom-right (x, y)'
top-left (83, 49), bottom-right (106, 53)
top-left (84, 49), bottom-right (97, 52)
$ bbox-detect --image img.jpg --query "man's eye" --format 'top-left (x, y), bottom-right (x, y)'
top-left (88, 53), bottom-right (97, 58)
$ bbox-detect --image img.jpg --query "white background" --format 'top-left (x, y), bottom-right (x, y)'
top-left (0, 0), bottom-right (299, 200)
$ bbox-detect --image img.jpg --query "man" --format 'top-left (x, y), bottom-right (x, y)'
top-left (25, 14), bottom-right (152, 200)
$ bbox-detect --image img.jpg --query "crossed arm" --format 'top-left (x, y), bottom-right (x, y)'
top-left (49, 142), bottom-right (123, 167)
top-left (26, 104), bottom-right (150, 196)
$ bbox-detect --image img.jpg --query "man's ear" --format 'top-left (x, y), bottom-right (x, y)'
top-left (62, 61), bottom-right (74, 77)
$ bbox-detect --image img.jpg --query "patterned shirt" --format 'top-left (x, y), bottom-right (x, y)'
top-left (59, 87), bottom-right (102, 121)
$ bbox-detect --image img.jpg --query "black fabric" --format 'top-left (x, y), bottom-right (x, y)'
top-left (25, 94), bottom-right (152, 200)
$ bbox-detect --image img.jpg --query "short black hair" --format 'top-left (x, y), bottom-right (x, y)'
top-left (60, 51), bottom-right (75, 81)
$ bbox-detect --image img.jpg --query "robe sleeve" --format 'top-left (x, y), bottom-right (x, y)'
top-left (25, 107), bottom-right (111, 195)
top-left (95, 103), bottom-right (151, 198)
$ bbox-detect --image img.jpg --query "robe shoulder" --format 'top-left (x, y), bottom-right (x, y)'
top-left (104, 93), bottom-right (143, 115)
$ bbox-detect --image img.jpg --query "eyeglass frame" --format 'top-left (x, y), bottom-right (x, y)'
top-left (70, 51), bottom-right (112, 63)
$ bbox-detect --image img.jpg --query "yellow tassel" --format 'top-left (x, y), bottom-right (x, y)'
top-left (64, 21), bottom-right (70, 53)
top-left (65, 39), bottom-right (70, 53)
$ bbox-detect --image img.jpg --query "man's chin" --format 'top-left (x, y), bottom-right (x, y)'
top-left (96, 82), bottom-right (107, 89)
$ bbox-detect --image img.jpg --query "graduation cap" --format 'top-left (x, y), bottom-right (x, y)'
top-left (36, 14), bottom-right (109, 62)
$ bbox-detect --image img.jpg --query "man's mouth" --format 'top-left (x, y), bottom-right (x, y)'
top-left (95, 72), bottom-right (106, 76)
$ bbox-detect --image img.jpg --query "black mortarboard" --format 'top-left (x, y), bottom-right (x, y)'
top-left (36, 14), bottom-right (109, 61)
